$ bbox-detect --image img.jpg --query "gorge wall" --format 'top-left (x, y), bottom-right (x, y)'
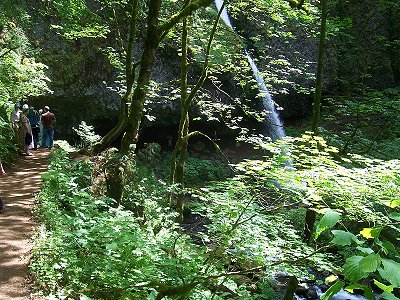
top-left (23, 0), bottom-right (400, 143)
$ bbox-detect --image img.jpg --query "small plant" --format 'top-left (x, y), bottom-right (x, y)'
top-left (73, 121), bottom-right (101, 149)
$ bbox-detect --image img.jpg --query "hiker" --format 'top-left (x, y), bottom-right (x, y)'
top-left (38, 108), bottom-right (43, 145)
top-left (41, 105), bottom-right (56, 150)
top-left (28, 105), bottom-right (40, 149)
top-left (0, 161), bottom-right (6, 213)
top-left (10, 103), bottom-right (22, 151)
top-left (0, 197), bottom-right (5, 213)
top-left (0, 161), bottom-right (5, 176)
top-left (20, 104), bottom-right (33, 156)
top-left (0, 163), bottom-right (5, 213)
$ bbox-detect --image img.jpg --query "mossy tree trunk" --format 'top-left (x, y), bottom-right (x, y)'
top-left (311, 0), bottom-right (327, 134)
top-left (283, 276), bottom-right (298, 300)
top-left (94, 0), bottom-right (213, 154)
top-left (169, 1), bottom-right (225, 222)
top-left (305, 0), bottom-right (327, 244)
top-left (94, 0), bottom-right (138, 153)
top-left (169, 9), bottom-right (189, 222)
top-left (120, 0), bottom-right (213, 154)
top-left (120, 0), bottom-right (161, 154)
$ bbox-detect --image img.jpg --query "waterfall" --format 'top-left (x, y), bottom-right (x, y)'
top-left (214, 0), bottom-right (285, 141)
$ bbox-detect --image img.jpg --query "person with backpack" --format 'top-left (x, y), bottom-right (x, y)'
top-left (28, 105), bottom-right (40, 150)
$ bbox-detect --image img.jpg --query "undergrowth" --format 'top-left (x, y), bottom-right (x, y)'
top-left (31, 146), bottom-right (335, 300)
top-left (30, 134), bottom-right (400, 299)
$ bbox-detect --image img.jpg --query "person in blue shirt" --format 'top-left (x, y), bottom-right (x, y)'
top-left (27, 106), bottom-right (40, 150)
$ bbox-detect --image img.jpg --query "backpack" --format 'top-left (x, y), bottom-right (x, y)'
top-left (28, 110), bottom-right (39, 127)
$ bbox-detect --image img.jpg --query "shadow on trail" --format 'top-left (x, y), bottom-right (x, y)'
top-left (0, 149), bottom-right (50, 300)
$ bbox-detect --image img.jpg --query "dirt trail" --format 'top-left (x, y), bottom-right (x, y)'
top-left (0, 150), bottom-right (50, 299)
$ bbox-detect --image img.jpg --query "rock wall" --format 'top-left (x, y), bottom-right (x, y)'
top-left (25, 0), bottom-right (400, 143)
top-left (332, 0), bottom-right (400, 92)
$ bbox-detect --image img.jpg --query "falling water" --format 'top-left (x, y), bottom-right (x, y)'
top-left (214, 0), bottom-right (285, 140)
top-left (295, 286), bottom-right (371, 300)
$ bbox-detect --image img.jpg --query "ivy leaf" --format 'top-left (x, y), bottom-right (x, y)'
top-left (320, 280), bottom-right (344, 300)
top-left (378, 259), bottom-right (400, 288)
top-left (343, 256), bottom-right (368, 282)
top-left (388, 212), bottom-right (400, 221)
top-left (315, 209), bottom-right (341, 239)
top-left (359, 227), bottom-right (380, 239)
top-left (331, 230), bottom-right (358, 246)
top-left (359, 254), bottom-right (381, 272)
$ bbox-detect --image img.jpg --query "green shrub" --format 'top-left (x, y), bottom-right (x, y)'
top-left (31, 149), bottom-right (212, 299)
top-left (0, 104), bottom-right (17, 162)
top-left (160, 152), bottom-right (230, 186)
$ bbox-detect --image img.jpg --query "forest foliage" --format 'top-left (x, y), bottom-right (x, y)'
top-left (0, 0), bottom-right (399, 299)
top-left (30, 134), bottom-right (400, 299)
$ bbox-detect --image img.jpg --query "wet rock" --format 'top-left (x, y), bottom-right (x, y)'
top-left (295, 284), bottom-right (308, 297)
top-left (306, 286), bottom-right (319, 300)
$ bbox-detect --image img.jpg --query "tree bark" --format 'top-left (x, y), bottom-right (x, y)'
top-left (169, 1), bottom-right (225, 221)
top-left (283, 276), bottom-right (298, 300)
top-left (302, 208), bottom-right (317, 243)
top-left (120, 0), bottom-right (213, 153)
top-left (93, 0), bottom-right (138, 153)
top-left (311, 0), bottom-right (327, 135)
top-left (306, 0), bottom-right (327, 243)
top-left (120, 0), bottom-right (162, 154)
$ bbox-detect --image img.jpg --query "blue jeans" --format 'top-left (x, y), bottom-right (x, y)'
top-left (32, 126), bottom-right (39, 148)
top-left (42, 127), bottom-right (54, 148)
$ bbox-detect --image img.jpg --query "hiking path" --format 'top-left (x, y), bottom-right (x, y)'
top-left (0, 150), bottom-right (50, 299)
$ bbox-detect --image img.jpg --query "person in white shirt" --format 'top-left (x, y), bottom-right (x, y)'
top-left (10, 103), bottom-right (23, 151)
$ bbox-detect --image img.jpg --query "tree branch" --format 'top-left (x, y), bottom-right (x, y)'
top-left (157, 0), bottom-right (213, 40)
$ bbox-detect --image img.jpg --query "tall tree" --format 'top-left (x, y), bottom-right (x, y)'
top-left (304, 0), bottom-right (328, 244)
top-left (118, 0), bottom-right (213, 154)
top-left (45, 0), bottom-right (214, 153)
top-left (310, 0), bottom-right (327, 134)
top-left (169, 0), bottom-right (225, 221)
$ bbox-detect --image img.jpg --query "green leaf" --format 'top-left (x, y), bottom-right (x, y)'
top-left (320, 280), bottom-right (344, 300)
top-left (360, 227), bottom-right (380, 239)
top-left (343, 256), bottom-right (368, 282)
top-left (315, 209), bottom-right (341, 239)
top-left (388, 212), bottom-right (400, 221)
top-left (374, 280), bottom-right (394, 292)
top-left (356, 247), bottom-right (374, 254)
top-left (383, 200), bottom-right (400, 208)
top-left (331, 230), bottom-right (358, 246)
top-left (381, 241), bottom-right (400, 256)
top-left (325, 275), bottom-right (338, 284)
top-left (381, 291), bottom-right (400, 300)
top-left (359, 254), bottom-right (381, 272)
top-left (345, 284), bottom-right (374, 300)
top-left (379, 259), bottom-right (400, 288)
top-left (106, 243), bottom-right (118, 251)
